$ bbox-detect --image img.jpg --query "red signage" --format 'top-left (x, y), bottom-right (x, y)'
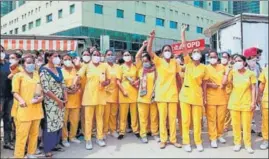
top-left (172, 39), bottom-right (205, 55)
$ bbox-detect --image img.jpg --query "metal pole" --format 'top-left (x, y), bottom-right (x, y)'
top-left (240, 13), bottom-right (244, 54)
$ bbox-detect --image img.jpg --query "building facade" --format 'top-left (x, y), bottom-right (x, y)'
top-left (233, 1), bottom-right (268, 15)
top-left (186, 1), bottom-right (233, 15)
top-left (1, 1), bottom-right (231, 52)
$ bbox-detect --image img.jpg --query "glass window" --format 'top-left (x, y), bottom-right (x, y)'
top-left (196, 26), bottom-right (203, 33)
top-left (212, 1), bottom-right (220, 11)
top-left (46, 13), bottom-right (53, 23)
top-left (28, 21), bottom-right (34, 30)
top-left (18, 0), bottom-right (25, 6)
top-left (70, 4), bottom-right (75, 14)
top-left (58, 9), bottom-right (63, 18)
top-left (156, 18), bottom-right (165, 27)
top-left (117, 9), bottom-right (124, 18)
top-left (170, 21), bottom-right (177, 29)
top-left (9, 30), bottom-right (13, 34)
top-left (135, 13), bottom-right (146, 23)
top-left (194, 1), bottom-right (204, 8)
top-left (94, 4), bottom-right (103, 14)
top-left (22, 24), bottom-right (26, 32)
top-left (36, 18), bottom-right (41, 27)
top-left (15, 28), bottom-right (18, 34)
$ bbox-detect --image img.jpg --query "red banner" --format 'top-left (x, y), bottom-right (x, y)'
top-left (172, 39), bottom-right (205, 55)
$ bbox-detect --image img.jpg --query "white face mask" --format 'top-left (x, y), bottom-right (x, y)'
top-left (192, 52), bottom-right (202, 61)
top-left (221, 58), bottom-right (228, 65)
top-left (209, 58), bottom-right (218, 65)
top-left (92, 56), bottom-right (100, 63)
top-left (52, 57), bottom-right (61, 65)
top-left (247, 58), bottom-right (257, 68)
top-left (163, 51), bottom-right (172, 59)
top-left (233, 62), bottom-right (244, 70)
top-left (123, 56), bottom-right (132, 62)
top-left (0, 52), bottom-right (5, 60)
top-left (36, 61), bottom-right (43, 67)
top-left (63, 60), bottom-right (73, 67)
top-left (9, 59), bottom-right (18, 65)
top-left (82, 56), bottom-right (91, 63)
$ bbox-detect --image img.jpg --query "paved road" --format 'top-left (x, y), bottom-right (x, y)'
top-left (1, 131), bottom-right (268, 158)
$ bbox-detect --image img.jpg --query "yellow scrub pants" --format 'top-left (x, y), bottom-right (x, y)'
top-left (177, 103), bottom-right (182, 136)
top-left (103, 103), bottom-right (119, 135)
top-left (119, 103), bottom-right (139, 135)
top-left (262, 102), bottom-right (268, 140)
top-left (206, 105), bottom-right (227, 141)
top-left (180, 102), bottom-right (203, 145)
top-left (231, 110), bottom-right (253, 147)
top-left (158, 102), bottom-right (177, 144)
top-left (224, 110), bottom-right (232, 130)
top-left (84, 105), bottom-right (104, 141)
top-left (80, 106), bottom-right (85, 135)
top-left (62, 108), bottom-right (80, 141)
top-left (138, 103), bottom-right (159, 138)
top-left (14, 119), bottom-right (41, 158)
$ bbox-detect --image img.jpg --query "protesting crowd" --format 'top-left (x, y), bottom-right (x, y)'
top-left (0, 25), bottom-right (268, 158)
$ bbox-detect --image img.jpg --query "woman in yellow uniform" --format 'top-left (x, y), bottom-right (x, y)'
top-left (117, 51), bottom-right (140, 140)
top-left (103, 50), bottom-right (121, 138)
top-left (74, 50), bottom-right (110, 150)
top-left (79, 50), bottom-right (91, 136)
top-left (61, 54), bottom-right (82, 147)
top-left (258, 66), bottom-right (268, 150)
top-left (147, 30), bottom-right (182, 149)
top-left (221, 52), bottom-right (233, 132)
top-left (222, 54), bottom-right (256, 154)
top-left (136, 41), bottom-right (159, 143)
top-left (179, 25), bottom-right (208, 152)
top-left (205, 51), bottom-right (228, 148)
top-left (12, 54), bottom-right (44, 158)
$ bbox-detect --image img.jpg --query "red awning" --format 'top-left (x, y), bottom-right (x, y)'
top-left (1, 39), bottom-right (77, 51)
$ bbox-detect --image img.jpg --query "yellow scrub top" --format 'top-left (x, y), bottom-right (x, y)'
top-left (119, 63), bottom-right (138, 104)
top-left (78, 62), bottom-right (108, 106)
top-left (206, 64), bottom-right (228, 105)
top-left (105, 63), bottom-right (121, 103)
top-left (179, 55), bottom-right (208, 106)
top-left (137, 68), bottom-right (156, 104)
top-left (259, 67), bottom-right (268, 107)
top-left (223, 64), bottom-right (233, 95)
top-left (12, 71), bottom-right (44, 121)
top-left (152, 54), bottom-right (179, 103)
top-left (62, 67), bottom-right (81, 108)
top-left (11, 66), bottom-right (23, 118)
top-left (80, 63), bottom-right (88, 92)
top-left (228, 69), bottom-right (257, 111)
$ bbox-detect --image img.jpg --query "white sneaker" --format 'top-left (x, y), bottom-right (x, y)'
top-left (26, 154), bottom-right (37, 158)
top-left (233, 145), bottom-right (241, 152)
top-left (211, 140), bottom-right (218, 148)
top-left (153, 135), bottom-right (160, 142)
top-left (62, 140), bottom-right (70, 147)
top-left (70, 138), bottom-right (81, 144)
top-left (111, 132), bottom-right (119, 138)
top-left (245, 147), bottom-right (254, 154)
top-left (96, 139), bottom-right (106, 147)
top-left (260, 141), bottom-right (268, 150)
top-left (184, 144), bottom-right (192, 152)
top-left (196, 144), bottom-right (204, 152)
top-left (141, 137), bottom-right (148, 143)
top-left (85, 140), bottom-right (93, 150)
top-left (34, 149), bottom-right (42, 155)
top-left (218, 137), bottom-right (226, 144)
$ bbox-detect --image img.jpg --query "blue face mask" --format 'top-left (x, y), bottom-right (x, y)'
top-left (143, 62), bottom-right (151, 68)
top-left (25, 64), bottom-right (35, 73)
top-left (106, 56), bottom-right (115, 63)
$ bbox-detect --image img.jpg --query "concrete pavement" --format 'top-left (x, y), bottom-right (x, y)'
top-left (1, 131), bottom-right (268, 158)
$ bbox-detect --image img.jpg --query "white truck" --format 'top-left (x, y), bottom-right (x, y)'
top-left (204, 13), bottom-right (268, 67)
